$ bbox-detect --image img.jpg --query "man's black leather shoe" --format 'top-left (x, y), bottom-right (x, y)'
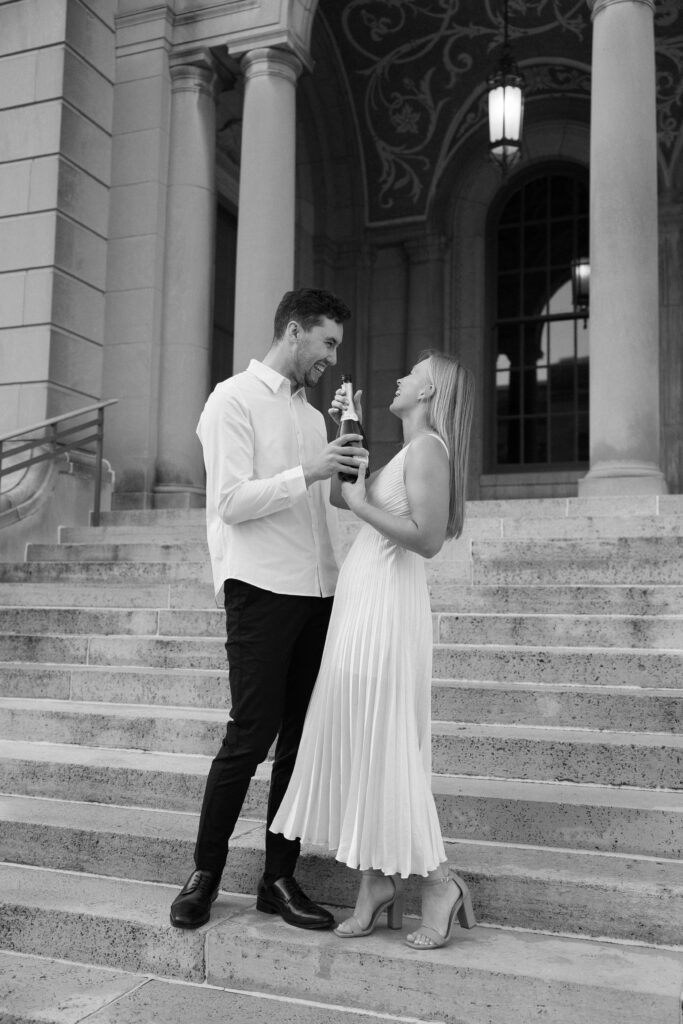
top-left (170, 869), bottom-right (220, 929)
top-left (256, 876), bottom-right (335, 930)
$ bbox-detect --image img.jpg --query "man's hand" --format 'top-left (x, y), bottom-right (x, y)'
top-left (328, 387), bottom-right (363, 426)
top-left (303, 435), bottom-right (368, 486)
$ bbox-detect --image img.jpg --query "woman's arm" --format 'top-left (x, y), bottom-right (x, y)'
top-left (330, 471), bottom-right (348, 509)
top-left (341, 434), bottom-right (449, 558)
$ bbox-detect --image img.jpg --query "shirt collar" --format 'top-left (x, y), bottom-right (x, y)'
top-left (247, 359), bottom-right (307, 400)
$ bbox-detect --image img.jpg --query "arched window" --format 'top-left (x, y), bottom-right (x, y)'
top-left (492, 170), bottom-right (589, 470)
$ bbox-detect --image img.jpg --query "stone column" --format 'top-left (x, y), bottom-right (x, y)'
top-left (404, 234), bottom-right (449, 368)
top-left (155, 56), bottom-right (217, 507)
top-left (232, 48), bottom-right (303, 372)
top-left (579, 0), bottom-right (666, 495)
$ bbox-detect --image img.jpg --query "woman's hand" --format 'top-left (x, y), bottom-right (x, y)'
top-left (341, 458), bottom-right (368, 513)
top-left (302, 436), bottom-right (366, 486)
top-left (329, 386), bottom-right (363, 426)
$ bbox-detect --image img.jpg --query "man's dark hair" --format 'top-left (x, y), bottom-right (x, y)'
top-left (273, 288), bottom-right (351, 339)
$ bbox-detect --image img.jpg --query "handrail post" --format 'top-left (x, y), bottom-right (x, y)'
top-left (93, 407), bottom-right (104, 527)
top-left (0, 398), bottom-right (117, 524)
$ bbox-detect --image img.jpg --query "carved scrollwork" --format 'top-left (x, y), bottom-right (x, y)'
top-left (321, 0), bottom-right (683, 222)
top-left (654, 1), bottom-right (683, 184)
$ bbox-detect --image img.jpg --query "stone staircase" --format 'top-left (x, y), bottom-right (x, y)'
top-left (0, 496), bottom-right (682, 1024)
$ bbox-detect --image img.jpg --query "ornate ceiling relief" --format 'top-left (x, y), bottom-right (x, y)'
top-left (321, 0), bottom-right (683, 225)
top-left (325, 0), bottom-right (590, 225)
top-left (654, 0), bottom-right (683, 189)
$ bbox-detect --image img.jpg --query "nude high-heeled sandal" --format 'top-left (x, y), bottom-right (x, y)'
top-left (335, 871), bottom-right (405, 938)
top-left (405, 870), bottom-right (476, 950)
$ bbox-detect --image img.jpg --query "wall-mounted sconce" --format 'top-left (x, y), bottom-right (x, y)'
top-left (487, 0), bottom-right (525, 175)
top-left (571, 257), bottom-right (590, 328)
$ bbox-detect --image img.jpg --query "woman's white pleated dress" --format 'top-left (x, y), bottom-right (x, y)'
top-left (270, 437), bottom-right (447, 879)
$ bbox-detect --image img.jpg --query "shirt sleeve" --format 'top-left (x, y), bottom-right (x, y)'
top-left (198, 389), bottom-right (307, 526)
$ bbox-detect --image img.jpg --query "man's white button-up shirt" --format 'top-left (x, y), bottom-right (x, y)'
top-left (197, 359), bottom-right (340, 598)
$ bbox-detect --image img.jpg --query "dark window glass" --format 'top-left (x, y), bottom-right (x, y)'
top-left (492, 172), bottom-right (589, 469)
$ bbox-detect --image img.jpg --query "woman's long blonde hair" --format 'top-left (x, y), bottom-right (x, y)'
top-left (420, 350), bottom-right (475, 540)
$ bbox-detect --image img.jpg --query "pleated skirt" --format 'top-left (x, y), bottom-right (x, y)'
top-left (270, 521), bottom-right (447, 878)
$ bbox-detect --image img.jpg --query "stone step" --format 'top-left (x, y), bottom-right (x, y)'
top-left (3, 632), bottom-right (683, 687)
top-left (60, 524), bottom-right (208, 543)
top-left (432, 721), bottom-right (683, 788)
top-left (434, 643), bottom-right (683, 688)
top-left (0, 864), bottom-right (680, 1024)
top-left (463, 494), bottom-right (683, 520)
top-left (0, 607), bottom-right (163, 636)
top-left (8, 575), bottom-right (683, 618)
top-left (6, 578), bottom-right (683, 619)
top-left (3, 577), bottom-right (683, 622)
top-left (0, 606), bottom-right (224, 637)
top-left (0, 662), bottom-right (230, 706)
top-left (0, 560), bottom-right (213, 584)
top-left (473, 537), bottom-right (683, 585)
top-left (0, 697), bottom-right (228, 756)
top-left (23, 536), bottom-right (683, 579)
top-left (432, 680), bottom-right (683, 733)
top-left (430, 582), bottom-right (683, 615)
top-left (101, 508), bottom-right (207, 526)
top-left (436, 611), bottom-right (683, 649)
top-left (1, 699), bottom-right (679, 787)
top-left (0, 581), bottom-right (199, 609)
top-left (1, 795), bottom-right (681, 945)
top-left (4, 605), bottom-right (683, 652)
top-left (0, 633), bottom-right (227, 668)
top-left (100, 494), bottom-right (683, 526)
top-left (62, 513), bottom-right (683, 547)
top-left (495, 515), bottom-right (683, 539)
top-left (2, 741), bottom-right (681, 858)
top-left (10, 604), bottom-right (683, 651)
top-left (0, 949), bottom-right (423, 1024)
top-left (25, 542), bottom-right (210, 563)
top-left (3, 663), bottom-right (679, 732)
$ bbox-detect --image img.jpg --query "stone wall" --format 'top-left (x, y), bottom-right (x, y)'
top-left (0, 0), bottom-right (115, 434)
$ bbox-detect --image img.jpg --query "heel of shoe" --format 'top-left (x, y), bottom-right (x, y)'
top-left (387, 892), bottom-right (404, 930)
top-left (451, 873), bottom-right (476, 930)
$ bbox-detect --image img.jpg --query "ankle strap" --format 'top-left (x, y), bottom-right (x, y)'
top-left (422, 871), bottom-right (451, 887)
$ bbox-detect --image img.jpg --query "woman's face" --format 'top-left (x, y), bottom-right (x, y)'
top-left (390, 358), bottom-right (432, 416)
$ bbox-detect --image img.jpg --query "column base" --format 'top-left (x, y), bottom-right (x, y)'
top-left (111, 490), bottom-right (155, 511)
top-left (578, 460), bottom-right (668, 497)
top-left (153, 484), bottom-right (206, 509)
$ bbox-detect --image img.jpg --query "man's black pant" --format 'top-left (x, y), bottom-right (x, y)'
top-left (194, 579), bottom-right (333, 881)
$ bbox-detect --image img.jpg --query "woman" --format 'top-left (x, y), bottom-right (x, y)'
top-left (270, 351), bottom-right (476, 950)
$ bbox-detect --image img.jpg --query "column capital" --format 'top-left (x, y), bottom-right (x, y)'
top-left (588, 0), bottom-right (655, 17)
top-left (240, 47), bottom-right (303, 86)
top-left (169, 50), bottom-right (216, 98)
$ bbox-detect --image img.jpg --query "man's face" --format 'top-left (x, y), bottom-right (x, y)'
top-left (293, 316), bottom-right (343, 388)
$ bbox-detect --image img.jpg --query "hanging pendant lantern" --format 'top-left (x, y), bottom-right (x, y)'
top-left (487, 0), bottom-right (525, 174)
top-left (571, 257), bottom-right (590, 328)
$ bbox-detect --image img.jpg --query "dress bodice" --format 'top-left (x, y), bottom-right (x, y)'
top-left (367, 433), bottom-right (447, 520)
top-left (366, 446), bottom-right (411, 518)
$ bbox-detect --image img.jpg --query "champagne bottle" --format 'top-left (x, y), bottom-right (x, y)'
top-left (337, 374), bottom-right (370, 482)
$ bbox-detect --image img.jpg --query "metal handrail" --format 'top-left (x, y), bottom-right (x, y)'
top-left (0, 399), bottom-right (118, 526)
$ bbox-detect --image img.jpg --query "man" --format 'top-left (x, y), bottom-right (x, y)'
top-left (170, 288), bottom-right (366, 930)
